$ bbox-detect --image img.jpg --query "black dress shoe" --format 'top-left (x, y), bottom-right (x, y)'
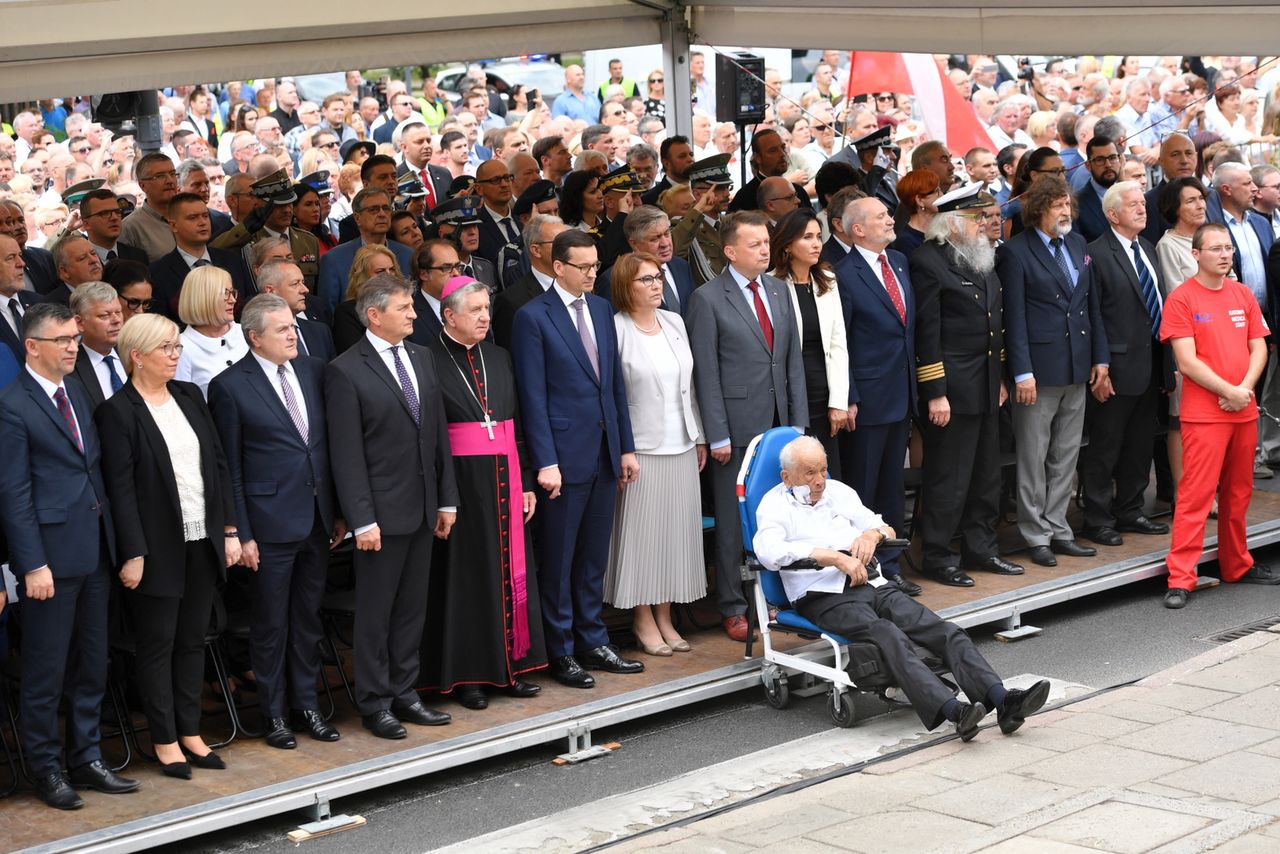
top-left (1080, 526), bottom-right (1123, 546)
top-left (890, 575), bottom-right (924, 596)
top-left (34, 772), bottom-right (84, 810)
top-left (928, 566), bottom-right (975, 587)
top-left (998, 679), bottom-right (1051, 734)
top-left (391, 700), bottom-right (451, 726)
top-left (69, 760), bottom-right (140, 794)
top-left (292, 709), bottom-right (341, 742)
top-left (955, 702), bottom-right (986, 742)
top-left (160, 761), bottom-right (192, 780)
top-left (1117, 516), bottom-right (1169, 535)
top-left (362, 710), bottom-right (407, 740)
top-left (1050, 538), bottom-right (1096, 557)
top-left (1027, 545), bottom-right (1057, 566)
top-left (181, 748), bottom-right (226, 770)
top-left (550, 656), bottom-right (595, 688)
top-left (501, 680), bottom-right (542, 698)
top-left (264, 717), bottom-right (297, 750)
top-left (455, 685), bottom-right (489, 710)
top-left (972, 556), bottom-right (1024, 576)
top-left (579, 644), bottom-right (645, 674)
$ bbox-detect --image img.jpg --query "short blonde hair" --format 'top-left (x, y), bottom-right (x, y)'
top-left (347, 244), bottom-right (399, 300)
top-left (178, 265), bottom-right (234, 326)
top-left (117, 312), bottom-right (180, 375)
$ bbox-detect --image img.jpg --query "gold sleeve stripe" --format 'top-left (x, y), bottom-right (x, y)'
top-left (1000, 348), bottom-right (1007, 362)
top-left (916, 364), bottom-right (946, 381)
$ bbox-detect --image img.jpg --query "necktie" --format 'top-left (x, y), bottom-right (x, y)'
top-left (1132, 240), bottom-right (1162, 338)
top-left (105, 249), bottom-right (117, 263)
top-left (390, 345), bottom-right (421, 424)
top-left (746, 281), bottom-right (774, 351)
top-left (461, 263), bottom-right (473, 278)
top-left (419, 169), bottom-right (436, 210)
top-left (6, 297), bottom-right (20, 337)
top-left (571, 298), bottom-right (600, 379)
top-left (294, 323), bottom-right (309, 355)
top-left (877, 254), bottom-right (907, 324)
top-left (500, 216), bottom-right (519, 244)
top-left (193, 258), bottom-right (211, 268)
top-left (102, 353), bottom-right (124, 393)
top-left (53, 387), bottom-right (83, 453)
top-left (662, 264), bottom-right (679, 310)
top-left (1050, 238), bottom-right (1075, 288)
top-left (277, 365), bottom-right (309, 443)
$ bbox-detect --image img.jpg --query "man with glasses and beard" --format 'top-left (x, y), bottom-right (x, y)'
top-left (910, 184), bottom-right (1023, 588)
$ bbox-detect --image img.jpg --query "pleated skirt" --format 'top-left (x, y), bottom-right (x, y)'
top-left (604, 447), bottom-right (708, 609)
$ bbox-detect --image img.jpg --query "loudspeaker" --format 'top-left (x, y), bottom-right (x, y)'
top-left (90, 90), bottom-right (163, 152)
top-left (714, 52), bottom-right (766, 124)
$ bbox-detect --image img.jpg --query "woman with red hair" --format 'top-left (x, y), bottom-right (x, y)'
top-left (891, 169), bottom-right (942, 257)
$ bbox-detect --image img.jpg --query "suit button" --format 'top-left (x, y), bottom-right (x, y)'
top-left (987, 350), bottom-right (992, 356)
top-left (769, 388), bottom-right (775, 394)
top-left (599, 420), bottom-right (605, 427)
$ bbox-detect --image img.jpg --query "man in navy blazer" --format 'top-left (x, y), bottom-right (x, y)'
top-left (511, 229), bottom-right (643, 688)
top-left (0, 200), bottom-right (59, 294)
top-left (1073, 137), bottom-right (1121, 243)
top-left (1000, 177), bottom-right (1109, 567)
top-left (147, 194), bottom-right (255, 322)
top-left (317, 188), bottom-right (413, 320)
top-left (255, 260), bottom-right (335, 361)
top-left (594, 207), bottom-right (696, 316)
top-left (833, 197), bottom-right (920, 592)
top-left (0, 233), bottom-right (39, 363)
top-left (209, 295), bottom-right (346, 750)
top-left (0, 303), bottom-right (138, 808)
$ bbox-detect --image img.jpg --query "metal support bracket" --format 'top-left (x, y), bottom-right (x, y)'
top-left (552, 724), bottom-right (620, 765)
top-left (994, 608), bottom-right (1042, 642)
top-left (301, 794), bottom-right (331, 823)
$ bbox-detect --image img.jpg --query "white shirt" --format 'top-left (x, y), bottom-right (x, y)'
top-left (662, 262), bottom-right (679, 308)
top-left (1, 293), bottom-right (23, 338)
top-left (987, 125), bottom-right (1033, 151)
top-left (421, 290), bottom-right (442, 321)
top-left (1111, 228), bottom-right (1163, 312)
top-left (484, 204), bottom-right (518, 242)
top-left (1224, 209), bottom-right (1268, 302)
top-left (175, 322), bottom-right (249, 398)
top-left (753, 479), bottom-right (888, 602)
top-left (364, 329), bottom-right (420, 400)
top-left (177, 246), bottom-right (213, 269)
top-left (251, 351), bottom-right (308, 436)
top-left (853, 243), bottom-right (891, 292)
top-left (25, 364), bottom-right (81, 442)
top-left (531, 267), bottom-right (555, 292)
top-left (84, 346), bottom-right (124, 401)
top-left (551, 281), bottom-right (597, 349)
top-left (90, 240), bottom-right (123, 266)
top-left (726, 264), bottom-right (774, 326)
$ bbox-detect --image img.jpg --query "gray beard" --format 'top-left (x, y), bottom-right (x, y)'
top-left (951, 232), bottom-right (997, 274)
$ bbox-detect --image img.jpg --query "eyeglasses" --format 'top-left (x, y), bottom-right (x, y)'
top-left (318, 141), bottom-right (340, 150)
top-left (1090, 155), bottom-right (1123, 166)
top-left (121, 296), bottom-right (158, 311)
top-left (82, 208), bottom-right (123, 220)
top-left (562, 261), bottom-right (601, 274)
top-left (155, 342), bottom-right (184, 356)
top-left (71, 146), bottom-right (91, 155)
top-left (31, 334), bottom-right (83, 349)
top-left (428, 262), bottom-right (466, 273)
top-left (357, 204), bottom-right (393, 214)
top-left (876, 95), bottom-right (895, 102)
top-left (813, 124), bottom-right (830, 131)
top-left (634, 273), bottom-right (665, 287)
top-left (1032, 167), bottom-right (1067, 176)
top-left (959, 211), bottom-right (1000, 223)
top-left (476, 174), bottom-right (515, 184)
top-left (141, 170), bottom-right (178, 182)
top-left (648, 77), bottom-right (664, 84)
top-left (221, 289), bottom-right (237, 301)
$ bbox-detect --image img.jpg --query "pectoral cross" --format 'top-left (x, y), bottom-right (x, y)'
top-left (481, 412), bottom-right (496, 440)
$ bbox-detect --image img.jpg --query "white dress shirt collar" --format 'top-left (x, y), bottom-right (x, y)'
top-left (531, 267), bottom-right (555, 291)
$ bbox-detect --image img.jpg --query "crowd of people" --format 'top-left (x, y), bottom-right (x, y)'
top-left (1, 51), bottom-right (1279, 810)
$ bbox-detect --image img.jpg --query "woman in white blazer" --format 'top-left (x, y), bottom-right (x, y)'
top-left (771, 208), bottom-right (850, 477)
top-left (604, 252), bottom-right (708, 657)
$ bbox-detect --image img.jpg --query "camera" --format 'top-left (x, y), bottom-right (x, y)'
top-left (1017, 57), bottom-right (1035, 82)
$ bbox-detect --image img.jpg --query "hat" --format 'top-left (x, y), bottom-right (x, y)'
top-left (447, 175), bottom-right (475, 198)
top-left (894, 121), bottom-right (922, 143)
top-left (600, 165), bottom-right (644, 193)
top-left (851, 125), bottom-right (892, 152)
top-left (397, 175), bottom-right (427, 199)
top-left (433, 195), bottom-right (483, 228)
top-left (250, 169), bottom-right (297, 204)
top-left (63, 177), bottom-right (106, 205)
top-left (116, 195), bottom-right (137, 216)
top-left (298, 170), bottom-right (333, 196)
top-left (339, 139), bottom-right (375, 163)
top-left (441, 275), bottom-right (479, 302)
top-left (934, 182), bottom-right (997, 213)
top-left (687, 153), bottom-right (733, 186)
top-left (513, 179), bottom-right (558, 217)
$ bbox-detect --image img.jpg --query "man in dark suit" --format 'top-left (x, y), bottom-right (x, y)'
top-left (80, 189), bottom-right (149, 266)
top-left (0, 234), bottom-right (39, 363)
top-left (396, 122), bottom-right (450, 213)
top-left (687, 211), bottom-right (809, 640)
top-left (407, 238), bottom-right (460, 346)
top-left (1000, 176), bottom-right (1109, 567)
top-left (325, 275), bottom-right (459, 739)
top-left (0, 303), bottom-right (138, 809)
top-left (318, 188), bottom-right (414, 318)
top-left (910, 185), bottom-right (1023, 588)
top-left (819, 187), bottom-right (862, 268)
top-left (41, 235), bottom-right (104, 306)
top-left (493, 214), bottom-right (566, 349)
top-left (1074, 137), bottom-right (1121, 243)
top-left (433, 196), bottom-right (499, 290)
top-left (1140, 134), bottom-right (1198, 246)
top-left (209, 294), bottom-right (345, 749)
top-left (640, 136), bottom-right (695, 207)
top-left (511, 229), bottom-right (644, 686)
top-left (472, 159), bottom-right (521, 265)
top-left (257, 260), bottom-right (335, 361)
top-left (69, 282), bottom-right (126, 410)
top-left (0, 200), bottom-right (59, 294)
top-left (595, 206), bottom-right (696, 316)
top-left (727, 129), bottom-right (811, 213)
top-left (337, 155), bottom-right (401, 245)
top-left (833, 197), bottom-right (921, 593)
top-left (148, 194), bottom-right (255, 322)
top-left (1081, 181), bottom-right (1173, 546)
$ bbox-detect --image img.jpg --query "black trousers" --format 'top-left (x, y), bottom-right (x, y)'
top-left (919, 409), bottom-right (1001, 571)
top-left (353, 522), bottom-right (434, 715)
top-left (710, 444), bottom-right (749, 617)
top-left (18, 558), bottom-right (109, 775)
top-left (840, 418), bottom-right (909, 576)
top-left (125, 538), bottom-right (219, 744)
top-left (796, 582), bottom-right (1000, 729)
top-left (1081, 378), bottom-right (1158, 529)
top-left (251, 515), bottom-right (329, 719)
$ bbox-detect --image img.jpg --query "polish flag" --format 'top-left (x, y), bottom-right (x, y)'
top-left (846, 52), bottom-right (991, 155)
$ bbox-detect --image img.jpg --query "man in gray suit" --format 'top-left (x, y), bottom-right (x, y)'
top-left (687, 210), bottom-right (808, 641)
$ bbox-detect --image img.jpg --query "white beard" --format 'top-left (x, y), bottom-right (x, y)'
top-left (951, 231), bottom-right (997, 274)
top-left (1052, 221), bottom-right (1073, 238)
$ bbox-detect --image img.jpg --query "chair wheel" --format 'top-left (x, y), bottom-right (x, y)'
top-left (761, 664), bottom-right (790, 709)
top-left (830, 689), bottom-right (857, 728)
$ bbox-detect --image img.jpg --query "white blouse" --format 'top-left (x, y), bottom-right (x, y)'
top-left (637, 331), bottom-right (693, 455)
top-left (175, 322), bottom-right (248, 399)
top-left (145, 396), bottom-right (207, 540)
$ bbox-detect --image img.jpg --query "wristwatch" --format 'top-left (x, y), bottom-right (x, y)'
top-left (224, 530), bottom-right (239, 538)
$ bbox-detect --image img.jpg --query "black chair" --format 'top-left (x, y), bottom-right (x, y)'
top-left (319, 588), bottom-right (358, 715)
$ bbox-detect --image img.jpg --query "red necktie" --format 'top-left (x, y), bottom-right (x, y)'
top-left (420, 169), bottom-right (436, 210)
top-left (53, 387), bottom-right (83, 453)
top-left (747, 281), bottom-right (774, 351)
top-left (878, 254), bottom-right (907, 325)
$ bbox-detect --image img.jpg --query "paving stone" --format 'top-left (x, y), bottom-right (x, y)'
top-left (1201, 832), bottom-right (1280, 853)
top-left (1139, 683), bottom-right (1238, 712)
top-left (977, 839), bottom-right (1099, 854)
top-left (619, 830), bottom-right (753, 854)
top-left (816, 809), bottom-right (990, 853)
top-left (1179, 655), bottom-right (1280, 694)
top-left (1110, 714), bottom-right (1275, 762)
top-left (1249, 737), bottom-right (1280, 758)
top-left (862, 740), bottom-right (964, 776)
top-left (1019, 744), bottom-right (1192, 788)
top-left (909, 739), bottom-right (1057, 783)
top-left (817, 769), bottom-right (953, 810)
top-left (1002, 722), bottom-right (1108, 753)
top-left (1095, 699), bottom-right (1184, 725)
top-left (1044, 711), bottom-right (1150, 738)
top-left (1156, 751), bottom-right (1280, 805)
top-left (716, 802), bottom-right (855, 846)
top-left (1213, 687), bottom-right (1280, 730)
top-left (1257, 819), bottom-right (1280, 840)
top-left (915, 772), bottom-right (1079, 825)
top-left (764, 839), bottom-right (848, 854)
top-left (1027, 800), bottom-right (1211, 854)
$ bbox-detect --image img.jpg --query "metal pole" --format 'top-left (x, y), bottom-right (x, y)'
top-left (662, 2), bottom-right (692, 139)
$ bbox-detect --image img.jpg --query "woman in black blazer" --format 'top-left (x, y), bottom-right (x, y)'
top-left (96, 313), bottom-right (240, 779)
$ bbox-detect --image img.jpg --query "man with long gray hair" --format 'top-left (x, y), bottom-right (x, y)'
top-left (910, 184), bottom-right (1022, 588)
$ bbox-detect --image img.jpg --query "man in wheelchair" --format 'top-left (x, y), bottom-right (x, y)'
top-left (753, 436), bottom-right (1050, 741)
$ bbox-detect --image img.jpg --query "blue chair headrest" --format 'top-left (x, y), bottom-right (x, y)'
top-left (736, 426), bottom-right (803, 555)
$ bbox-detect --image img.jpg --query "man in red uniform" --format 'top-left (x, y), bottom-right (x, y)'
top-left (1160, 223), bottom-right (1277, 609)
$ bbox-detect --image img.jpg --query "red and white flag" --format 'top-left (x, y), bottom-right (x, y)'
top-left (846, 52), bottom-right (990, 155)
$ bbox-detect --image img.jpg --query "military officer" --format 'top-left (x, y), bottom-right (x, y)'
top-left (672, 154), bottom-right (731, 286)
top-left (910, 184), bottom-right (1024, 587)
top-left (211, 170), bottom-right (321, 292)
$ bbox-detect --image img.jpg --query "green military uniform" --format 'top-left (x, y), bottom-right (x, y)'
top-left (672, 154), bottom-right (733, 286)
top-left (209, 169), bottom-right (320, 290)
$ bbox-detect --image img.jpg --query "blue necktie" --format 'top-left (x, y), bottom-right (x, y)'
top-left (1131, 240), bottom-right (1162, 338)
top-left (102, 353), bottom-right (125, 393)
top-left (1050, 238), bottom-right (1075, 288)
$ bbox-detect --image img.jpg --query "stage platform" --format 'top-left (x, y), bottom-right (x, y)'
top-left (7, 490), bottom-right (1280, 853)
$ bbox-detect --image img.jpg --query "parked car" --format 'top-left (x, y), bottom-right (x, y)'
top-left (293, 72), bottom-right (349, 104)
top-left (436, 60), bottom-right (565, 109)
